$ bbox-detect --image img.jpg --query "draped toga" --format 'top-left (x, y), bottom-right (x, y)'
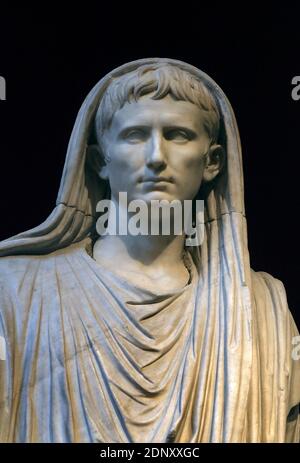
top-left (0, 239), bottom-right (299, 442)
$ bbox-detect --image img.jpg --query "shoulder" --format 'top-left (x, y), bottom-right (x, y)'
top-left (0, 240), bottom-right (89, 279)
top-left (0, 243), bottom-right (88, 328)
top-left (0, 253), bottom-right (51, 292)
top-left (250, 269), bottom-right (299, 335)
top-left (251, 270), bottom-right (290, 313)
top-left (250, 269), bottom-right (299, 358)
top-left (251, 269), bottom-right (285, 291)
top-left (251, 270), bottom-right (300, 414)
top-left (0, 239), bottom-right (92, 294)
top-left (0, 253), bottom-right (42, 274)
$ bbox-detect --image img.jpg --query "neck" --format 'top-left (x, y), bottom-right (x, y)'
top-left (94, 193), bottom-right (189, 268)
top-left (96, 202), bottom-right (190, 273)
top-left (93, 194), bottom-right (193, 287)
top-left (94, 232), bottom-right (186, 268)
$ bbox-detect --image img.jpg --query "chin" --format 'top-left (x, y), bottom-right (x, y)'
top-left (137, 192), bottom-right (180, 203)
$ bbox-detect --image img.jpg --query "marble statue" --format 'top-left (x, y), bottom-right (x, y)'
top-left (0, 58), bottom-right (299, 443)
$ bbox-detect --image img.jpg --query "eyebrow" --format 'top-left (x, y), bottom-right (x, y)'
top-left (163, 125), bottom-right (198, 135)
top-left (119, 125), bottom-right (150, 133)
top-left (118, 124), bottom-right (198, 136)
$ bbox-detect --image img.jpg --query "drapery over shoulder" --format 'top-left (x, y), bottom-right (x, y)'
top-left (0, 58), bottom-right (299, 442)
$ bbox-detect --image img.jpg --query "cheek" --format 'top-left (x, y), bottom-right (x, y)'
top-left (106, 145), bottom-right (142, 189)
top-left (108, 144), bottom-right (142, 171)
top-left (172, 139), bottom-right (208, 166)
top-left (175, 148), bottom-right (206, 175)
top-left (181, 166), bottom-right (204, 190)
top-left (176, 151), bottom-right (206, 194)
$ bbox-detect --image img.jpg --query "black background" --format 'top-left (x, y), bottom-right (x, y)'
top-left (0, 6), bottom-right (299, 328)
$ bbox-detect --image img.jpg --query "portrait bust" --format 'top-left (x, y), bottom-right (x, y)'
top-left (0, 58), bottom-right (299, 443)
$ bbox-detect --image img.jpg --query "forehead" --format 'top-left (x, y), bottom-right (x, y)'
top-left (109, 94), bottom-right (205, 132)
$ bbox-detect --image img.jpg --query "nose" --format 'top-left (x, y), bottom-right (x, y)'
top-left (145, 132), bottom-right (167, 171)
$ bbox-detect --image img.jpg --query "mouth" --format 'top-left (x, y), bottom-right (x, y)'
top-left (141, 176), bottom-right (174, 183)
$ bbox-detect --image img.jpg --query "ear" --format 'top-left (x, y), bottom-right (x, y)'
top-left (202, 144), bottom-right (225, 183)
top-left (86, 144), bottom-right (109, 180)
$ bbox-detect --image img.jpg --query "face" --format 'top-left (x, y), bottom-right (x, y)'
top-left (99, 94), bottom-right (221, 205)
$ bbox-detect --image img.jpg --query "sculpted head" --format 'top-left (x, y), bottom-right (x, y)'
top-left (92, 64), bottom-right (225, 204)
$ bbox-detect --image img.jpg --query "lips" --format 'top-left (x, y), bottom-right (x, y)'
top-left (142, 176), bottom-right (173, 183)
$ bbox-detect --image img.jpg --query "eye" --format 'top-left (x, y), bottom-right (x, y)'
top-left (164, 129), bottom-right (195, 143)
top-left (122, 129), bottom-right (148, 143)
